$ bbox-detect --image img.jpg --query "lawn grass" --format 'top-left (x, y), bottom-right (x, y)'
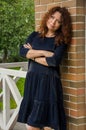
top-left (0, 88), bottom-right (3, 110)
top-left (17, 78), bottom-right (25, 97)
top-left (10, 78), bottom-right (25, 109)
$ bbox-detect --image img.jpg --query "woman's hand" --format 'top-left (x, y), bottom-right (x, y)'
top-left (23, 43), bottom-right (32, 49)
top-left (42, 50), bottom-right (54, 57)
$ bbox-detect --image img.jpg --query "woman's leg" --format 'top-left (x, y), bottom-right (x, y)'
top-left (26, 124), bottom-right (40, 130)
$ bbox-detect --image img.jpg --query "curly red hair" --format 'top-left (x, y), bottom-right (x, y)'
top-left (38, 6), bottom-right (72, 45)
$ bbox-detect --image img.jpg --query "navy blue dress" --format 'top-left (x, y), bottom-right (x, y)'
top-left (17, 31), bottom-right (67, 130)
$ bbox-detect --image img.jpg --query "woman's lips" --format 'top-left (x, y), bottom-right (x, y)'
top-left (50, 24), bottom-right (54, 28)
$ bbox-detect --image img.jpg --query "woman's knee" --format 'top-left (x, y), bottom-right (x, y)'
top-left (26, 124), bottom-right (40, 130)
top-left (43, 127), bottom-right (52, 130)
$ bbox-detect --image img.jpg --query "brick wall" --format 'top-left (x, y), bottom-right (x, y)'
top-left (34, 0), bottom-right (86, 130)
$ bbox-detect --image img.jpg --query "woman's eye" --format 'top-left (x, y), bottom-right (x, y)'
top-left (56, 20), bottom-right (61, 24)
top-left (50, 15), bottom-right (62, 24)
top-left (51, 15), bottom-right (54, 19)
top-left (57, 20), bottom-right (61, 23)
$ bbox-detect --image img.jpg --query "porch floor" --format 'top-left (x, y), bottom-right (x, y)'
top-left (0, 122), bottom-right (27, 130)
top-left (13, 122), bottom-right (27, 130)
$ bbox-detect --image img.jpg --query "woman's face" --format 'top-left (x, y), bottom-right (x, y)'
top-left (46, 11), bottom-right (62, 32)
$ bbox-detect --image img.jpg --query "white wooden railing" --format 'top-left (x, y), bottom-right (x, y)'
top-left (0, 62), bottom-right (28, 130)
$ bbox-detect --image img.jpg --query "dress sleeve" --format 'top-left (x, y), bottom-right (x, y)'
top-left (46, 43), bottom-right (67, 67)
top-left (19, 31), bottom-right (37, 57)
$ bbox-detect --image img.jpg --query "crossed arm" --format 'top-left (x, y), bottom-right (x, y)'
top-left (23, 43), bottom-right (54, 66)
top-left (20, 43), bottom-right (66, 67)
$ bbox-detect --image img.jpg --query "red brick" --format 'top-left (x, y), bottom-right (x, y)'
top-left (62, 73), bottom-right (85, 81)
top-left (72, 23), bottom-right (85, 30)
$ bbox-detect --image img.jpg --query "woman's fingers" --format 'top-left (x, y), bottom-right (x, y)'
top-left (27, 43), bottom-right (32, 48)
top-left (23, 43), bottom-right (32, 49)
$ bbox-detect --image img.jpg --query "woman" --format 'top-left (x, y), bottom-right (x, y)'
top-left (17, 6), bottom-right (72, 130)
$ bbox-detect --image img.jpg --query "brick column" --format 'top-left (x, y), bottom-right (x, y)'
top-left (34, 0), bottom-right (86, 130)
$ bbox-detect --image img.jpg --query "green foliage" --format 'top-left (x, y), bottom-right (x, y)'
top-left (0, 0), bottom-right (35, 62)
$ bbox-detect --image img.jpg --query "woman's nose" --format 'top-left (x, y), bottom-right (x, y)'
top-left (52, 19), bottom-right (56, 25)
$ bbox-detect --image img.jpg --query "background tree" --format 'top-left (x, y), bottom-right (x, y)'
top-left (0, 0), bottom-right (35, 62)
